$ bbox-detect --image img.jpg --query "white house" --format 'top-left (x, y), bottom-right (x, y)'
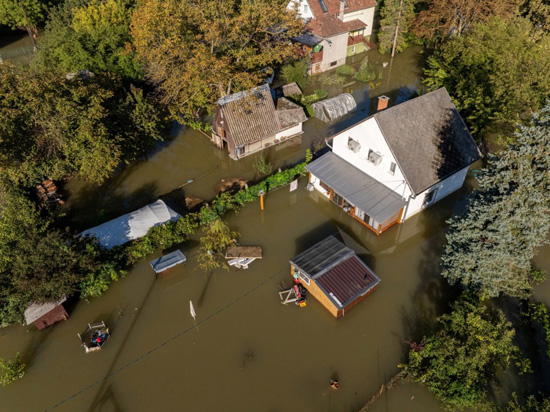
top-left (288, 0), bottom-right (376, 73)
top-left (306, 88), bottom-right (482, 235)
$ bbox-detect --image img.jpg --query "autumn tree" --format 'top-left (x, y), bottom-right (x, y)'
top-left (131, 0), bottom-right (303, 126)
top-left (413, 0), bottom-right (520, 45)
top-left (378, 0), bottom-right (417, 54)
top-left (401, 294), bottom-right (528, 410)
top-left (35, 0), bottom-right (142, 81)
top-left (0, 63), bottom-right (163, 186)
top-left (197, 219), bottom-right (239, 272)
top-left (441, 104), bottom-right (550, 299)
top-left (424, 18), bottom-right (550, 135)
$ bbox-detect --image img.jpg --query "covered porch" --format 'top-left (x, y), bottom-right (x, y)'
top-left (306, 152), bottom-right (407, 235)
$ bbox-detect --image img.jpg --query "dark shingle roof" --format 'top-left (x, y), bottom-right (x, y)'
top-left (373, 88), bottom-right (481, 195)
top-left (290, 236), bottom-right (380, 308)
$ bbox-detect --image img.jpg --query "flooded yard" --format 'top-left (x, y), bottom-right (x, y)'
top-left (2, 43), bottom-right (539, 412)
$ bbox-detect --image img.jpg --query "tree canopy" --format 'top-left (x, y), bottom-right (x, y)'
top-left (441, 104), bottom-right (550, 298)
top-left (0, 0), bottom-right (59, 30)
top-left (131, 0), bottom-right (303, 126)
top-left (0, 63), bottom-right (162, 186)
top-left (401, 294), bottom-right (528, 410)
top-left (35, 0), bottom-right (142, 81)
top-left (378, 0), bottom-right (417, 54)
top-left (424, 17), bottom-right (550, 136)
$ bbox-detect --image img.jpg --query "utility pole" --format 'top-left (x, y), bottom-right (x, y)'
top-left (18, 0), bottom-right (38, 51)
top-left (391, 0), bottom-right (404, 58)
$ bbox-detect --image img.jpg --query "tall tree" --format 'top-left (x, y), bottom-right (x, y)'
top-left (401, 294), bottom-right (528, 410)
top-left (424, 17), bottom-right (550, 135)
top-left (0, 0), bottom-right (59, 31)
top-left (0, 63), bottom-right (162, 186)
top-left (413, 0), bottom-right (520, 44)
top-left (35, 0), bottom-right (142, 81)
top-left (131, 0), bottom-right (303, 126)
top-left (441, 104), bottom-right (550, 298)
top-left (378, 0), bottom-right (417, 54)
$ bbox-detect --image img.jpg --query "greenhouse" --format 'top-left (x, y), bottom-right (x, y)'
top-left (312, 93), bottom-right (357, 123)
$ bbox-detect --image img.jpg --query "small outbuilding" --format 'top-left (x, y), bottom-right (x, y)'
top-left (150, 250), bottom-right (187, 274)
top-left (289, 236), bottom-right (380, 318)
top-left (24, 296), bottom-right (68, 330)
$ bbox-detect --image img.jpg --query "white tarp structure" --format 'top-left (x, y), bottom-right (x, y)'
top-left (80, 199), bottom-right (180, 249)
top-left (312, 93), bottom-right (357, 123)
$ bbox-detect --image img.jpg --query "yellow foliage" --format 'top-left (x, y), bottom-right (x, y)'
top-left (72, 0), bottom-right (127, 33)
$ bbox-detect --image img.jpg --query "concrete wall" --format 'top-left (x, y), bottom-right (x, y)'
top-left (402, 166), bottom-right (469, 220)
top-left (275, 123), bottom-right (302, 140)
top-left (287, 0), bottom-right (314, 19)
top-left (320, 33), bottom-right (348, 72)
top-left (343, 7), bottom-right (375, 36)
top-left (331, 117), bottom-right (412, 199)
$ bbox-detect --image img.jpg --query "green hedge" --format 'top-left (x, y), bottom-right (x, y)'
top-left (79, 159), bottom-right (308, 298)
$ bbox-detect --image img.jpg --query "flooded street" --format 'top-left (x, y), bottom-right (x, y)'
top-left (0, 43), bottom-right (533, 412)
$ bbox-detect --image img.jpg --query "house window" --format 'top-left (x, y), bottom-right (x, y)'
top-left (351, 46), bottom-right (356, 53)
top-left (319, 180), bottom-right (330, 193)
top-left (367, 149), bottom-right (382, 165)
top-left (299, 271), bottom-right (311, 285)
top-left (330, 61), bottom-right (337, 67)
top-left (331, 191), bottom-right (344, 207)
top-left (389, 162), bottom-right (396, 175)
top-left (348, 137), bottom-right (361, 153)
top-left (304, 4), bottom-right (308, 12)
top-left (423, 188), bottom-right (438, 207)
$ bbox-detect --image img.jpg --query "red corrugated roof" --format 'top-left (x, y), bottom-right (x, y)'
top-left (315, 256), bottom-right (379, 307)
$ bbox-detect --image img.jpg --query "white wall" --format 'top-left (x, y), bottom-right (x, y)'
top-left (275, 123), bottom-right (303, 139)
top-left (321, 33), bottom-right (348, 71)
top-left (287, 0), bottom-right (314, 19)
top-left (331, 118), bottom-right (412, 199)
top-left (402, 166), bottom-right (470, 220)
top-left (343, 7), bottom-right (375, 36)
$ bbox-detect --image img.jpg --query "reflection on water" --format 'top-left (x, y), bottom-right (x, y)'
top-left (0, 46), bottom-right (468, 412)
top-left (0, 30), bottom-right (35, 63)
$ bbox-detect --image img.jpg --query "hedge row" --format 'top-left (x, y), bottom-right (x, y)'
top-left (79, 159), bottom-right (309, 298)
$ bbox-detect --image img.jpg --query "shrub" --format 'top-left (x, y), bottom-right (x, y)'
top-left (0, 354), bottom-right (25, 386)
top-left (319, 73), bottom-right (345, 86)
top-left (336, 64), bottom-right (356, 76)
top-left (355, 61), bottom-right (376, 83)
top-left (281, 60), bottom-right (310, 89)
top-left (253, 154), bottom-right (273, 176)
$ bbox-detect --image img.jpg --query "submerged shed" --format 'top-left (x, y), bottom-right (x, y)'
top-left (24, 296), bottom-right (68, 330)
top-left (289, 236), bottom-right (380, 318)
top-left (150, 250), bottom-right (187, 274)
top-left (312, 93), bottom-right (357, 123)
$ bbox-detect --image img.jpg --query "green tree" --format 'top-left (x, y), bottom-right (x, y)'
top-left (441, 104), bottom-right (550, 298)
top-left (252, 154), bottom-right (273, 176)
top-left (501, 394), bottom-right (550, 411)
top-left (0, 63), bottom-right (162, 186)
top-left (0, 0), bottom-right (59, 30)
top-left (0, 353), bottom-right (25, 386)
top-left (35, 0), bottom-right (142, 81)
top-left (378, 0), bottom-right (417, 54)
top-left (197, 219), bottom-right (239, 272)
top-left (131, 0), bottom-right (304, 126)
top-left (281, 60), bottom-right (310, 89)
top-left (401, 294), bottom-right (528, 410)
top-left (413, 0), bottom-right (519, 45)
top-left (424, 17), bottom-right (550, 136)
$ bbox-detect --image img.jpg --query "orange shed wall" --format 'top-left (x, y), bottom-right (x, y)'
top-left (299, 278), bottom-right (339, 317)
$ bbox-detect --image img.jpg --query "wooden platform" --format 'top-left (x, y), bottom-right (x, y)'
top-left (225, 246), bottom-right (262, 259)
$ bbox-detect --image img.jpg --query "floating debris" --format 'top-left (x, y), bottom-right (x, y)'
top-left (77, 321), bottom-right (110, 353)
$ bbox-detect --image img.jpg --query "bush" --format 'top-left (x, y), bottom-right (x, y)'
top-left (355, 61), bottom-right (376, 83)
top-left (281, 60), bottom-right (310, 89)
top-left (336, 64), bottom-right (356, 76)
top-left (319, 73), bottom-right (345, 86)
top-left (301, 89), bottom-right (328, 105)
top-left (0, 354), bottom-right (25, 386)
top-left (253, 154), bottom-right (273, 176)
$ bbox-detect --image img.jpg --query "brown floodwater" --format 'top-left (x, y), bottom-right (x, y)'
top-left (1, 43), bottom-right (531, 412)
top-left (0, 30), bottom-right (35, 63)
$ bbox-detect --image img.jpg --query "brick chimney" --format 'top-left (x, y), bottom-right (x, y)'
top-left (338, 0), bottom-right (345, 21)
top-left (377, 95), bottom-right (390, 111)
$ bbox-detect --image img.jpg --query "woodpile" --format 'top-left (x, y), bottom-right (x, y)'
top-left (35, 180), bottom-right (64, 208)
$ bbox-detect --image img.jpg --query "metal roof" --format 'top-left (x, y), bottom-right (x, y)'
top-left (24, 295), bottom-right (67, 325)
top-left (289, 236), bottom-right (380, 308)
top-left (306, 152), bottom-right (407, 223)
top-left (150, 250), bottom-right (186, 273)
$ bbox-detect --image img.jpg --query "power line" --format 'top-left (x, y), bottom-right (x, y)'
top-left (44, 266), bottom-right (288, 411)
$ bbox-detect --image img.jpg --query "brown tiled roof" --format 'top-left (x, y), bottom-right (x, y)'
top-left (306, 14), bottom-right (350, 37)
top-left (373, 88), bottom-right (482, 195)
top-left (308, 0), bottom-right (376, 18)
top-left (219, 85), bottom-right (280, 146)
top-left (344, 18), bottom-right (367, 31)
top-left (316, 255), bottom-right (379, 307)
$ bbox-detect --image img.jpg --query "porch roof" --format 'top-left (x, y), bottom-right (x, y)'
top-left (306, 152), bottom-right (406, 223)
